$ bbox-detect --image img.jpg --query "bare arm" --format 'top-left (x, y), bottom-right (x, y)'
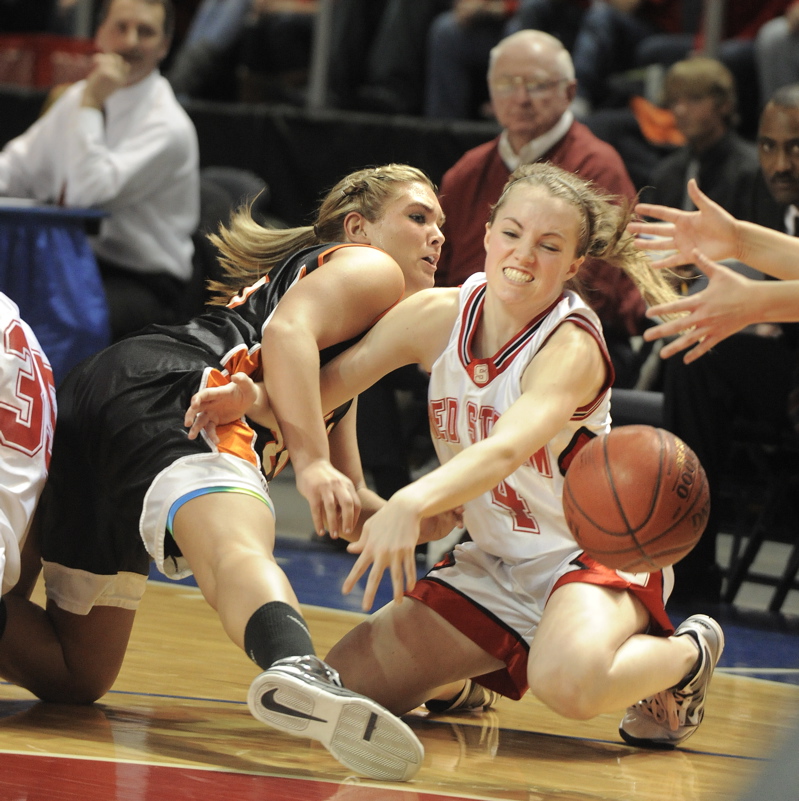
top-left (324, 397), bottom-right (380, 542)
top-left (184, 288), bottom-right (457, 445)
top-left (643, 252), bottom-right (799, 361)
top-left (260, 245), bottom-right (406, 538)
top-left (345, 321), bottom-right (607, 610)
top-left (630, 179), bottom-right (799, 280)
top-left (185, 372), bottom-right (272, 443)
top-left (630, 180), bottom-right (799, 361)
top-left (318, 287), bottom-right (459, 411)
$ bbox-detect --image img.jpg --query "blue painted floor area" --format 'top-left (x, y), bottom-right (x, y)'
top-left (147, 536), bottom-right (421, 613)
top-left (668, 600), bottom-right (799, 686)
top-left (149, 536), bottom-right (799, 686)
top-left (274, 536), bottom-right (415, 613)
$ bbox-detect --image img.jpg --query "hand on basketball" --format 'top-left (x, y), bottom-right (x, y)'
top-left (343, 495), bottom-right (422, 611)
top-left (642, 251), bottom-right (758, 362)
top-left (296, 459), bottom-right (362, 542)
top-left (628, 179), bottom-right (740, 270)
top-left (184, 373), bottom-right (260, 443)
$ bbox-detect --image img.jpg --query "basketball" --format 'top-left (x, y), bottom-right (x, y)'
top-left (562, 425), bottom-right (710, 573)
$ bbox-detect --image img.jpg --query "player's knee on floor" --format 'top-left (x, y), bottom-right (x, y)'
top-left (528, 662), bottom-right (605, 720)
top-left (31, 667), bottom-right (118, 706)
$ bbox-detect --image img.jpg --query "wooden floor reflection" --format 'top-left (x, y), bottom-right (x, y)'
top-left (0, 582), bottom-right (797, 801)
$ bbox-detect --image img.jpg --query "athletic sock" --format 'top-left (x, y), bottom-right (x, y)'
top-left (244, 601), bottom-right (315, 670)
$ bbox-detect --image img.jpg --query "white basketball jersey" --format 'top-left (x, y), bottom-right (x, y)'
top-left (428, 274), bottom-right (612, 563)
top-left (0, 293), bottom-right (56, 592)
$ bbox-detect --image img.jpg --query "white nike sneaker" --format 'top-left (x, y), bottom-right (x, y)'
top-left (619, 614), bottom-right (725, 749)
top-left (248, 655), bottom-right (424, 781)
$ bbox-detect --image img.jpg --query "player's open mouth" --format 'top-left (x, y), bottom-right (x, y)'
top-left (422, 255), bottom-right (438, 266)
top-left (503, 267), bottom-right (532, 283)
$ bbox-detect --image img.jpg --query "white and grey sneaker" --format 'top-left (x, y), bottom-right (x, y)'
top-left (425, 679), bottom-right (500, 714)
top-left (619, 614), bottom-right (725, 749)
top-left (248, 655), bottom-right (424, 781)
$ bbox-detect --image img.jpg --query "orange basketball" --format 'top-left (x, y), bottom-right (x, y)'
top-left (562, 425), bottom-right (710, 572)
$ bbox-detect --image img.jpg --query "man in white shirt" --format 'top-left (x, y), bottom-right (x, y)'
top-left (0, 0), bottom-right (200, 341)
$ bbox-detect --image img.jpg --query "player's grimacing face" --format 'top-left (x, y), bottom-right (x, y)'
top-left (361, 182), bottom-right (445, 298)
top-left (483, 183), bottom-right (583, 309)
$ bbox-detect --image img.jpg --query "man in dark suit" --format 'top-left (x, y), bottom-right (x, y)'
top-left (642, 57), bottom-right (758, 213)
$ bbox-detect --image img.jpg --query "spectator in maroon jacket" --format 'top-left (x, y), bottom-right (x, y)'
top-left (436, 29), bottom-right (647, 386)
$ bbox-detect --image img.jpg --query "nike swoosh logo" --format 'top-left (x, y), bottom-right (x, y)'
top-left (260, 689), bottom-right (328, 722)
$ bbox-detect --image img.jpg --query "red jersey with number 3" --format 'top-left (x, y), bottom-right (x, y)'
top-left (0, 293), bottom-right (56, 592)
top-left (427, 274), bottom-right (612, 562)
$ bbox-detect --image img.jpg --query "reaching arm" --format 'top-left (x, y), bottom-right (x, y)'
top-left (318, 287), bottom-right (459, 409)
top-left (630, 180), bottom-right (799, 361)
top-left (345, 321), bottom-right (607, 610)
top-left (184, 288), bottom-right (457, 443)
top-left (642, 251), bottom-right (799, 361)
top-left (630, 179), bottom-right (799, 280)
top-left (324, 398), bottom-right (371, 541)
top-left (184, 372), bottom-right (275, 444)
top-left (323, 398), bottom-right (462, 543)
top-left (260, 245), bottom-right (406, 538)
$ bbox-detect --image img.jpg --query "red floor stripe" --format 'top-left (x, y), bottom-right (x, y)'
top-left (0, 752), bottom-right (473, 801)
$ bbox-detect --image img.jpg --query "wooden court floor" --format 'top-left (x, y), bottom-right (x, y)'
top-left (1, 581), bottom-right (798, 801)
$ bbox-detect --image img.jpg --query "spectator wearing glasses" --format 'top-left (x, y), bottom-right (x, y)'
top-left (436, 29), bottom-right (649, 388)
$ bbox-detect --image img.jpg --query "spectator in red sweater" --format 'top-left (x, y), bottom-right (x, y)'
top-left (436, 29), bottom-right (647, 386)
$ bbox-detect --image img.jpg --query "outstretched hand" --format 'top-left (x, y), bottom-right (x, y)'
top-left (184, 373), bottom-right (258, 443)
top-left (342, 496), bottom-right (422, 611)
top-left (642, 250), bottom-right (756, 361)
top-left (629, 179), bottom-right (740, 270)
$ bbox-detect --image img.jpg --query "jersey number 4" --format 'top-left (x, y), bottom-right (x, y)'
top-left (492, 480), bottom-right (540, 534)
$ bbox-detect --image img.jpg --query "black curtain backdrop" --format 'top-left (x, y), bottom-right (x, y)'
top-left (184, 100), bottom-right (500, 226)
